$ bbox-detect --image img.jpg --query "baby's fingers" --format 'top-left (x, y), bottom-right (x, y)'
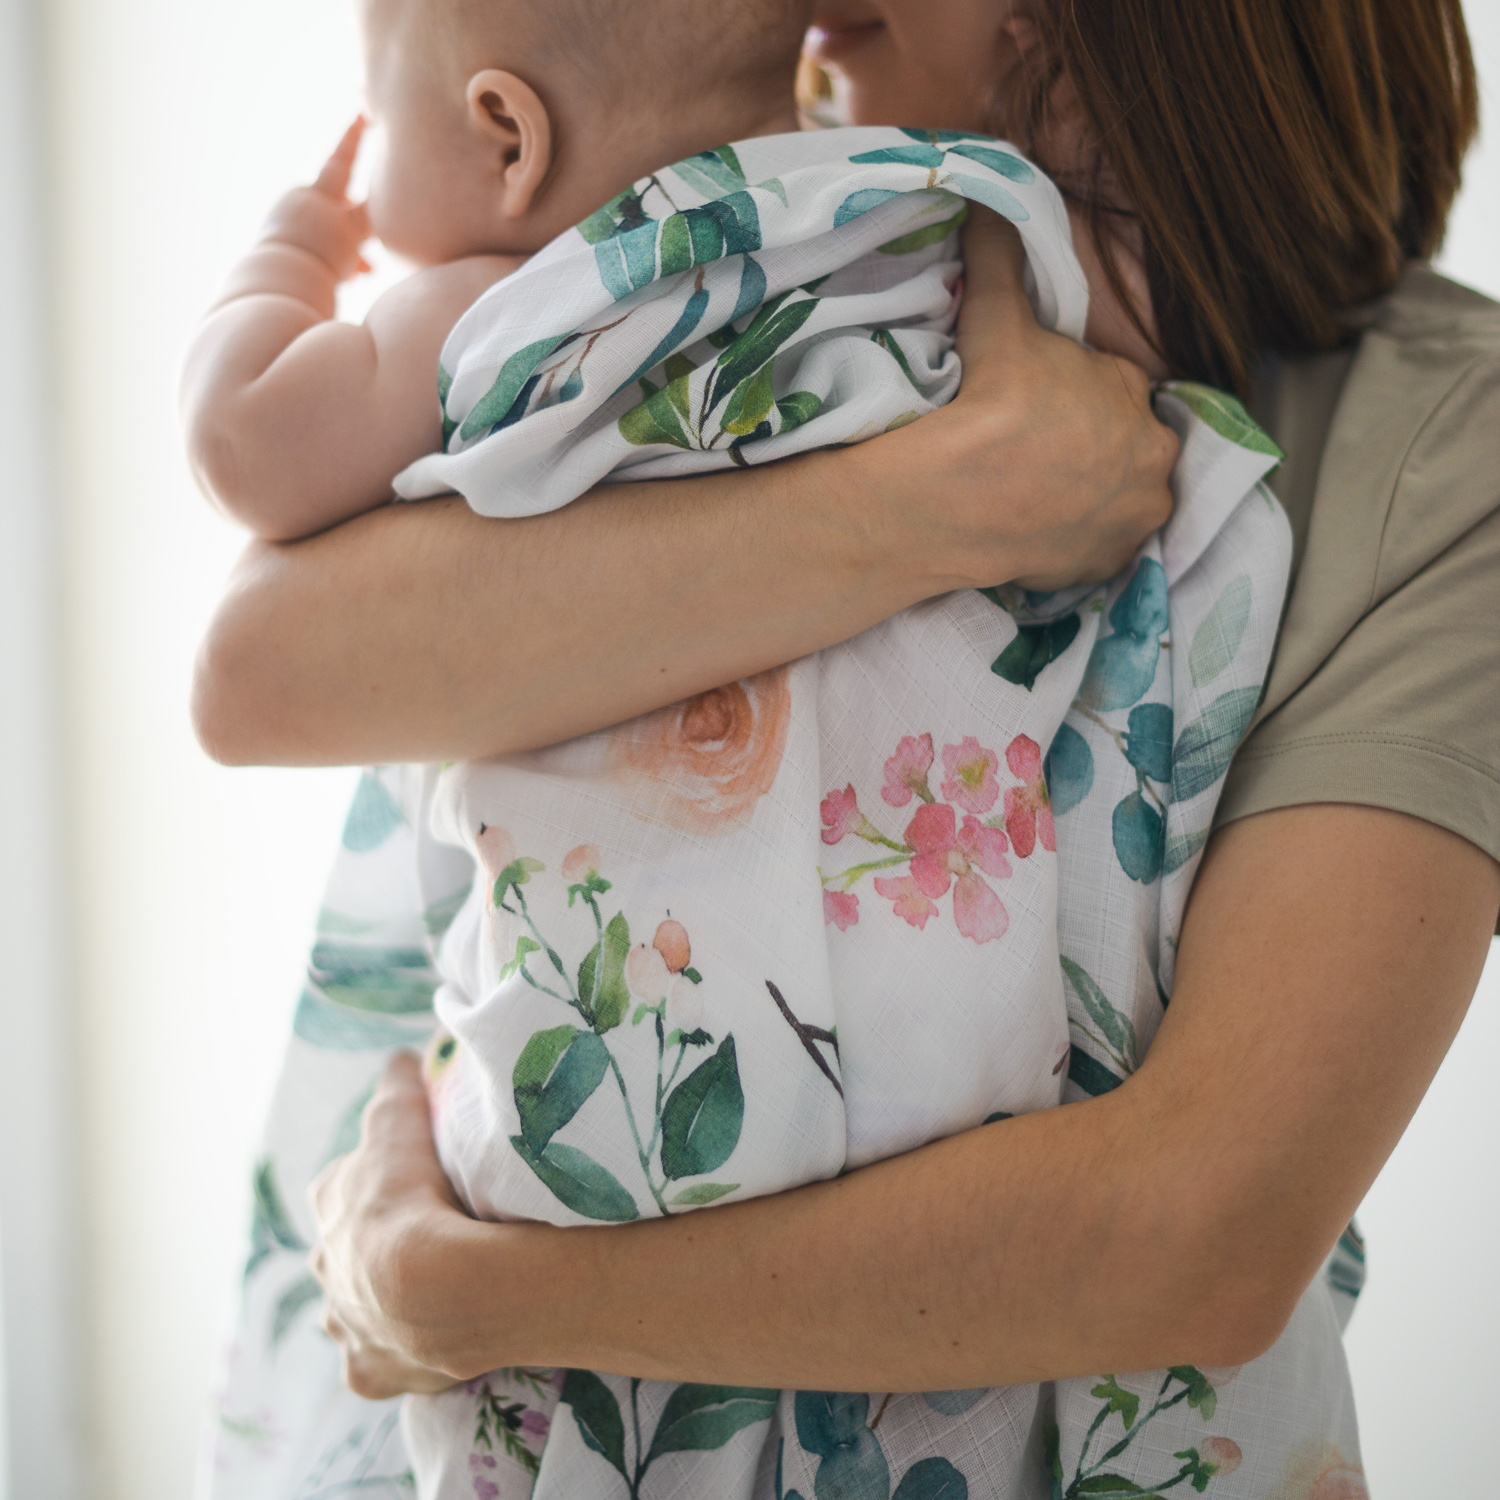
top-left (315, 115), bottom-right (367, 200)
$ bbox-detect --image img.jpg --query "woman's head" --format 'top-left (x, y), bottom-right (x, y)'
top-left (809, 0), bottom-right (1478, 393)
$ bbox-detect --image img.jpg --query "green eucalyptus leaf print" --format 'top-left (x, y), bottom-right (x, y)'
top-left (1188, 575), bottom-right (1252, 688)
top-left (850, 143), bottom-right (947, 168)
top-left (246, 1158), bottom-right (306, 1278)
top-left (1164, 381), bottom-right (1284, 459)
top-left (1170, 686), bottom-right (1261, 803)
top-left (661, 1036), bottom-right (744, 1179)
top-left (707, 293), bottom-right (820, 418)
top-left (270, 1274), bottom-right (322, 1349)
top-left (991, 614), bottom-right (1081, 690)
top-left (578, 911), bottom-right (632, 1031)
top-left (947, 142), bottom-right (1035, 182)
top-left (723, 358), bottom-right (779, 436)
top-left (943, 173), bottom-right (1029, 223)
top-left (1060, 957), bottom-right (1137, 1068)
top-left (459, 335), bottom-right (571, 442)
top-left (1072, 1476), bottom-right (1150, 1495)
top-left (1077, 560), bottom-right (1169, 710)
top-left (1068, 1048), bottom-right (1124, 1097)
top-left (776, 391), bottom-right (823, 433)
top-left (1122, 704), bottom-right (1174, 784)
top-left (341, 773), bottom-right (405, 852)
top-left (877, 206), bottom-right (968, 256)
top-left (668, 1180), bottom-right (740, 1206)
top-left (1045, 723), bottom-right (1095, 816)
top-left (619, 382), bottom-right (694, 450)
top-left (509, 1135), bottom-right (640, 1222)
top-left (644, 1384), bottom-right (779, 1464)
top-left (922, 1389), bottom-right (987, 1417)
top-left (795, 1391), bottom-right (871, 1456)
top-left (623, 287), bottom-right (710, 390)
top-left (893, 1458), bottom-right (968, 1500)
top-left (561, 1369), bottom-right (630, 1481)
top-left (513, 1025), bottom-right (610, 1154)
top-left (672, 146), bottom-right (749, 198)
top-left (1112, 792), bottom-right (1164, 884)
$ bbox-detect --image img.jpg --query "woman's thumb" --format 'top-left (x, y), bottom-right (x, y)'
top-left (955, 206), bottom-right (1036, 363)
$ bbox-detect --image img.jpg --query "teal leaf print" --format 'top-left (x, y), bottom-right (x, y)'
top-left (943, 172), bottom-right (1029, 223)
top-left (292, 988), bottom-right (430, 1050)
top-left (1112, 791), bottom-right (1164, 884)
top-left (1170, 686), bottom-right (1260, 803)
top-left (815, 1429), bottom-right (889, 1499)
top-left (795, 1391), bottom-right (871, 1456)
top-left (270, 1274), bottom-right (322, 1348)
top-left (1163, 381), bottom-right (1284, 459)
top-left (1045, 724), bottom-right (1095, 816)
top-left (672, 146), bottom-right (749, 198)
top-left (509, 1135), bottom-right (640, 1221)
top-left (668, 1180), bottom-right (740, 1206)
top-left (732, 254), bottom-right (769, 322)
top-left (562, 1369), bottom-right (629, 1481)
top-left (623, 285), bottom-right (710, 390)
top-left (661, 1036), bottom-right (744, 1179)
top-left (893, 1457), bottom-right (968, 1500)
top-left (512, 1025), bottom-right (610, 1155)
top-left (947, 142), bottom-right (1035, 181)
top-left (1068, 1048), bottom-right (1124, 1097)
top-left (723, 358), bottom-right (778, 436)
top-left (1061, 957), bottom-right (1137, 1067)
top-left (559, 368), bottom-right (584, 402)
top-left (578, 911), bottom-right (632, 1031)
top-left (1162, 827), bottom-right (1211, 875)
top-left (922, 1389), bottom-right (987, 1417)
top-left (459, 334), bottom-right (570, 441)
top-left (1122, 704), bottom-right (1174, 784)
top-left (341, 773), bottom-right (405, 852)
top-left (1188, 575), bottom-right (1252, 688)
top-left (877, 206), bottom-right (968, 256)
top-left (850, 143), bottom-right (947, 167)
top-left (246, 1158), bottom-right (306, 1278)
top-left (990, 614), bottom-right (1081, 690)
top-left (1077, 559), bottom-right (1169, 710)
top-left (835, 187), bottom-right (903, 227)
top-left (644, 1384), bottom-right (779, 1464)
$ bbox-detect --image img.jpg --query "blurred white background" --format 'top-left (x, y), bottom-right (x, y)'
top-left (0, 0), bottom-right (1495, 1495)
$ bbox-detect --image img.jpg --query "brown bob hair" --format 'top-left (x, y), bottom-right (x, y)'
top-left (1006, 0), bottom-right (1479, 394)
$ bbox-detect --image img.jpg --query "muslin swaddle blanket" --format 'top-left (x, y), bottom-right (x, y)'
top-left (207, 129), bottom-right (1369, 1500)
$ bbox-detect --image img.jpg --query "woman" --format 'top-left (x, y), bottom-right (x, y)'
top-left (198, 0), bottom-right (1499, 1492)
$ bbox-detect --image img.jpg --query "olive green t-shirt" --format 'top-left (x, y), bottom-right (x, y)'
top-left (1224, 264), bottom-right (1500, 923)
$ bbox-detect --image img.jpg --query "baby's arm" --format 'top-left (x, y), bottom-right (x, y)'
top-left (181, 121), bottom-right (520, 542)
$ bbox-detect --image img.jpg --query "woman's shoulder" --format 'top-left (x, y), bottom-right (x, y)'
top-left (1221, 264), bottom-right (1500, 876)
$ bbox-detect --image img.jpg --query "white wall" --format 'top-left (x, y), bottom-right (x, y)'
top-left (33, 0), bottom-right (1500, 1495)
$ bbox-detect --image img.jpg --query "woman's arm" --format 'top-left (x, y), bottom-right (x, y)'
top-left (311, 804), bottom-right (1500, 1396)
top-left (193, 215), bottom-right (1177, 767)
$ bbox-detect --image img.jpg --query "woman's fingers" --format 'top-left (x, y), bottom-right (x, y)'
top-left (315, 115), bottom-right (367, 201)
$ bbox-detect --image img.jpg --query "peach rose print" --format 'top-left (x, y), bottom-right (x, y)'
top-left (608, 668), bottom-right (791, 836)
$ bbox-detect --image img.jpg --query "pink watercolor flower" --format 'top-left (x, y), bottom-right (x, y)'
top-left (941, 736), bottom-right (1000, 815)
top-left (1201, 1438), bottom-right (1242, 1477)
top-left (472, 1480), bottom-right (499, 1500)
top-left (820, 784), bottom-right (863, 845)
top-left (873, 874), bottom-right (939, 929)
top-left (475, 823), bottom-right (517, 890)
top-left (882, 734), bottom-right (935, 807)
top-left (625, 942), bottom-right (673, 1002)
top-left (561, 843), bottom-right (601, 881)
top-left (1002, 734), bottom-right (1055, 858)
top-left (905, 803), bottom-right (1012, 943)
top-left (823, 889), bottom-right (859, 931)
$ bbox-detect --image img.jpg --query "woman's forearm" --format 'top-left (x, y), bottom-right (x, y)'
top-left (194, 215), bottom-right (1176, 768)
top-left (347, 809), bottom-right (1496, 1393)
top-left (193, 440), bottom-right (935, 766)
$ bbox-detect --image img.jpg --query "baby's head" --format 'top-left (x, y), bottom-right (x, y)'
top-left (360, 0), bottom-right (811, 265)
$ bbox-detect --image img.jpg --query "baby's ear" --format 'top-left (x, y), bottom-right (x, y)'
top-left (465, 69), bottom-right (553, 219)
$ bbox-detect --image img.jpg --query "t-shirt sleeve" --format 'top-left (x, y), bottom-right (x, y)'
top-left (1216, 343), bottom-right (1500, 901)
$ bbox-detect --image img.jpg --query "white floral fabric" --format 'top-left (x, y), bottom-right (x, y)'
top-left (206, 128), bottom-right (1367, 1500)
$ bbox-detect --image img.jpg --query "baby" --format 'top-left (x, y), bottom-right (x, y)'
top-left (186, 1), bottom-right (1297, 1498)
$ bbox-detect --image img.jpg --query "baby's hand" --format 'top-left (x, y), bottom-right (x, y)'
top-left (260, 118), bottom-right (372, 282)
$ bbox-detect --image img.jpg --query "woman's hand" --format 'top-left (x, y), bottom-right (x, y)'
top-left (308, 1053), bottom-right (476, 1399)
top-left (193, 208), bottom-right (1175, 769)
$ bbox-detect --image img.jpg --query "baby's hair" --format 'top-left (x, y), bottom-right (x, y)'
top-left (458, 0), bottom-right (812, 108)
